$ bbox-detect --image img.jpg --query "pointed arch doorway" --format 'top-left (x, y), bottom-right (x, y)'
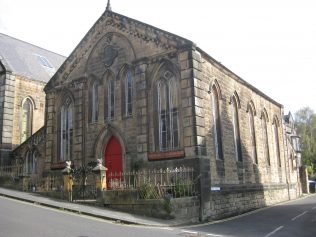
top-left (104, 136), bottom-right (123, 189)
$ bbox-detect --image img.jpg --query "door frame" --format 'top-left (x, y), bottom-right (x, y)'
top-left (93, 126), bottom-right (126, 173)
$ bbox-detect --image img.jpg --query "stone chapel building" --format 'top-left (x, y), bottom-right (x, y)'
top-left (0, 33), bottom-right (65, 166)
top-left (11, 4), bottom-right (303, 220)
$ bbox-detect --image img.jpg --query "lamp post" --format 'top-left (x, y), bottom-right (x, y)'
top-left (62, 161), bottom-right (73, 202)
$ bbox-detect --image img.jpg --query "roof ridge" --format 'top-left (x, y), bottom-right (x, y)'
top-left (0, 32), bottom-right (66, 58)
top-left (107, 10), bottom-right (194, 46)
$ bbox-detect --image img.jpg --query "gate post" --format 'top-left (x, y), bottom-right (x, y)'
top-left (93, 159), bottom-right (107, 203)
top-left (62, 161), bottom-right (73, 202)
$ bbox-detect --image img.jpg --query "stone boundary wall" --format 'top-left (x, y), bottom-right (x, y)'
top-left (99, 190), bottom-right (200, 222)
top-left (209, 184), bottom-right (290, 220)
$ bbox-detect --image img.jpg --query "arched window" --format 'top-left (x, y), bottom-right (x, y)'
top-left (32, 151), bottom-right (38, 174)
top-left (211, 84), bottom-right (223, 160)
top-left (273, 117), bottom-right (281, 167)
top-left (105, 77), bottom-right (115, 121)
top-left (24, 151), bottom-right (31, 174)
top-left (261, 112), bottom-right (270, 166)
top-left (24, 150), bottom-right (38, 174)
top-left (231, 95), bottom-right (242, 162)
top-left (125, 70), bottom-right (133, 116)
top-left (21, 98), bottom-right (33, 143)
top-left (60, 97), bottom-right (73, 161)
top-left (91, 80), bottom-right (100, 122)
top-left (248, 104), bottom-right (258, 164)
top-left (157, 71), bottom-right (179, 151)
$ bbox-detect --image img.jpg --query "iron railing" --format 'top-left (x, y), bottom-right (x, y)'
top-left (107, 167), bottom-right (198, 199)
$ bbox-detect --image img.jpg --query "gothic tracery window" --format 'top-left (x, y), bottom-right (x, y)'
top-left (60, 97), bottom-right (73, 161)
top-left (157, 71), bottom-right (179, 151)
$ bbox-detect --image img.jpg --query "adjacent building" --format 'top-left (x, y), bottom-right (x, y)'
top-left (0, 33), bottom-right (65, 165)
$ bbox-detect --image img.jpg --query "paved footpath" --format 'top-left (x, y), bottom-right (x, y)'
top-left (0, 187), bottom-right (180, 227)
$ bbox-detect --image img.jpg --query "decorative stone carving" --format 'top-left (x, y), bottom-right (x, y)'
top-left (46, 11), bottom-right (192, 86)
top-left (103, 45), bottom-right (118, 67)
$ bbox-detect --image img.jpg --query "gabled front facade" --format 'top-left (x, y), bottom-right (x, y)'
top-left (44, 10), bottom-right (197, 173)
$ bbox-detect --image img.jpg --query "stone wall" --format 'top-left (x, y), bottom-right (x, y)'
top-left (12, 75), bottom-right (46, 148)
top-left (189, 48), bottom-right (298, 219)
top-left (209, 184), bottom-right (289, 220)
top-left (100, 190), bottom-right (200, 223)
top-left (0, 73), bottom-right (15, 165)
top-left (0, 72), bottom-right (46, 165)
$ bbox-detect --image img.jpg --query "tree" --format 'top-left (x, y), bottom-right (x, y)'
top-left (295, 107), bottom-right (316, 177)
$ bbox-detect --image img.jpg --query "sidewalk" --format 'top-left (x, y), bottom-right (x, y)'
top-left (0, 187), bottom-right (182, 227)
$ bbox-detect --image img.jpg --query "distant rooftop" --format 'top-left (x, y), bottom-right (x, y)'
top-left (0, 33), bottom-right (66, 83)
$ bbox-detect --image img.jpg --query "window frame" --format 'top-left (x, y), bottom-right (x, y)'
top-left (231, 95), bottom-right (243, 162)
top-left (211, 84), bottom-right (223, 160)
top-left (91, 80), bottom-right (100, 123)
top-left (105, 76), bottom-right (115, 121)
top-left (247, 103), bottom-right (258, 164)
top-left (124, 69), bottom-right (133, 117)
top-left (273, 117), bottom-right (282, 167)
top-left (261, 111), bottom-right (270, 166)
top-left (156, 71), bottom-right (180, 152)
top-left (21, 98), bottom-right (33, 143)
top-left (59, 97), bottom-right (73, 162)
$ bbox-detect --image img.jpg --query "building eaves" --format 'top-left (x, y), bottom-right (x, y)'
top-left (196, 46), bottom-right (283, 108)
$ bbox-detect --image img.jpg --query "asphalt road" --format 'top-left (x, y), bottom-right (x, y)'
top-left (187, 194), bottom-right (316, 237)
top-left (0, 194), bottom-right (315, 237)
top-left (0, 196), bottom-right (177, 237)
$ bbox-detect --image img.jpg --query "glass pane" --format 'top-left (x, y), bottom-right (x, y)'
top-left (158, 81), bottom-right (167, 112)
top-left (232, 99), bottom-right (242, 162)
top-left (21, 99), bottom-right (32, 142)
top-left (92, 81), bottom-right (99, 122)
top-left (108, 80), bottom-right (115, 119)
top-left (126, 71), bottom-right (132, 115)
top-left (169, 77), bottom-right (178, 109)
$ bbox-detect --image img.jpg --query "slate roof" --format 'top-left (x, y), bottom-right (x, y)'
top-left (0, 33), bottom-right (66, 83)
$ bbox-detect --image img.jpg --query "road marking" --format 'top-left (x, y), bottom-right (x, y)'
top-left (181, 231), bottom-right (198, 234)
top-left (291, 211), bottom-right (307, 221)
top-left (206, 234), bottom-right (223, 237)
top-left (264, 226), bottom-right (284, 237)
top-left (162, 227), bottom-right (174, 231)
top-left (312, 207), bottom-right (316, 210)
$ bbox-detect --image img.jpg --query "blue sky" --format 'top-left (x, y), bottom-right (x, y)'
top-left (0, 0), bottom-right (315, 114)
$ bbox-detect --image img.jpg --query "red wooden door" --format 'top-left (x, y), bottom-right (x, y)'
top-left (104, 136), bottom-right (123, 189)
